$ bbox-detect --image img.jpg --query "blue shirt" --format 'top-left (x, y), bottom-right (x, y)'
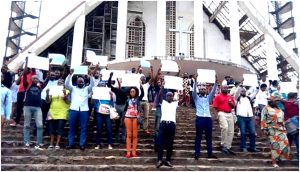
top-left (192, 83), bottom-right (217, 118)
top-left (1, 84), bottom-right (12, 120)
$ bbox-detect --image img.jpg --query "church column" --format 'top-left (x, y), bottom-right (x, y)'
top-left (194, 0), bottom-right (204, 58)
top-left (71, 4), bottom-right (86, 68)
top-left (156, 0), bottom-right (166, 57)
top-left (265, 34), bottom-right (279, 80)
top-left (229, 0), bottom-right (241, 65)
top-left (115, 0), bottom-right (128, 61)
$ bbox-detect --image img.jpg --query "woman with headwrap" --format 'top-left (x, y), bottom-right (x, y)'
top-left (261, 92), bottom-right (290, 167)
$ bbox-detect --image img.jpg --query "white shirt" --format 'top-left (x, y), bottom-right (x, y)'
top-left (222, 79), bottom-right (227, 86)
top-left (141, 83), bottom-right (150, 101)
top-left (236, 97), bottom-right (254, 117)
top-left (41, 80), bottom-right (58, 100)
top-left (254, 90), bottom-right (269, 107)
top-left (161, 100), bottom-right (178, 123)
top-left (65, 75), bottom-right (94, 111)
top-left (246, 86), bottom-right (258, 100)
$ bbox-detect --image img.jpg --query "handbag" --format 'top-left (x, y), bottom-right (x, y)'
top-left (109, 96), bottom-right (119, 120)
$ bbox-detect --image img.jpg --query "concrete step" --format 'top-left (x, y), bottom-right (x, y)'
top-left (1, 163), bottom-right (298, 171)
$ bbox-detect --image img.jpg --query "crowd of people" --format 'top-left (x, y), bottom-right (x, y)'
top-left (1, 58), bottom-right (299, 168)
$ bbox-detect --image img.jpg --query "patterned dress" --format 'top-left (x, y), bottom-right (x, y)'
top-left (261, 105), bottom-right (290, 161)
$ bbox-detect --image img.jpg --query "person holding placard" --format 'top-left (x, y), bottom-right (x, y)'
top-left (155, 81), bottom-right (178, 168)
top-left (235, 88), bottom-right (258, 153)
top-left (1, 74), bottom-right (12, 134)
top-left (23, 72), bottom-right (44, 150)
top-left (108, 72), bottom-right (128, 144)
top-left (139, 66), bottom-right (154, 135)
top-left (65, 69), bottom-right (94, 150)
top-left (193, 74), bottom-right (218, 160)
top-left (261, 92), bottom-right (290, 167)
top-left (10, 60), bottom-right (36, 127)
top-left (93, 82), bottom-right (113, 150)
top-left (213, 85), bottom-right (236, 155)
top-left (124, 84), bottom-right (144, 158)
top-left (45, 79), bottom-right (70, 150)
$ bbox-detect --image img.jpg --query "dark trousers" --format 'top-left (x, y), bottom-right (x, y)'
top-left (287, 132), bottom-right (299, 160)
top-left (96, 113), bottom-right (113, 145)
top-left (115, 104), bottom-right (126, 142)
top-left (68, 110), bottom-right (89, 146)
top-left (15, 92), bottom-right (25, 124)
top-left (237, 116), bottom-right (256, 150)
top-left (157, 121), bottom-right (176, 161)
top-left (194, 116), bottom-right (213, 156)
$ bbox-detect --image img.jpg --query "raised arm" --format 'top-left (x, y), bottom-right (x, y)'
top-left (23, 57), bottom-right (29, 89)
top-left (192, 74), bottom-right (198, 101)
top-left (176, 65), bottom-right (181, 77)
top-left (158, 81), bottom-right (165, 104)
top-left (64, 69), bottom-right (73, 91)
top-left (138, 82), bottom-right (144, 101)
top-left (45, 88), bottom-right (52, 104)
top-left (208, 75), bottom-right (218, 103)
top-left (87, 74), bottom-right (95, 92)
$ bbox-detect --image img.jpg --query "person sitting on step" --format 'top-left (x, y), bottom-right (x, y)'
top-left (156, 81), bottom-right (179, 168)
top-left (193, 74), bottom-right (218, 160)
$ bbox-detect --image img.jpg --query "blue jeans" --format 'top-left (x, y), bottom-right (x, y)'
top-left (157, 121), bottom-right (176, 161)
top-left (23, 106), bottom-right (43, 145)
top-left (287, 132), bottom-right (299, 160)
top-left (237, 116), bottom-right (256, 150)
top-left (96, 113), bottom-right (112, 145)
top-left (194, 116), bottom-right (213, 156)
top-left (68, 110), bottom-right (89, 147)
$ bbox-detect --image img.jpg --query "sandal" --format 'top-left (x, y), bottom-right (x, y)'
top-left (55, 145), bottom-right (60, 150)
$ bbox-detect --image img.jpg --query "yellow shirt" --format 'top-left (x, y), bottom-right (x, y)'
top-left (49, 90), bottom-right (70, 120)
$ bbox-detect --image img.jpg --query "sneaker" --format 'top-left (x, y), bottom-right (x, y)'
top-left (55, 145), bottom-right (60, 150)
top-left (108, 145), bottom-right (113, 150)
top-left (221, 147), bottom-right (230, 155)
top-left (207, 154), bottom-right (218, 159)
top-left (9, 121), bottom-right (16, 127)
top-left (145, 130), bottom-right (151, 135)
top-left (48, 145), bottom-right (54, 150)
top-left (227, 148), bottom-right (236, 155)
top-left (94, 145), bottom-right (101, 149)
top-left (164, 161), bottom-right (173, 168)
top-left (156, 160), bottom-right (163, 168)
top-left (24, 143), bottom-right (30, 147)
top-left (241, 148), bottom-right (248, 153)
top-left (194, 154), bottom-right (200, 160)
top-left (34, 145), bottom-right (44, 150)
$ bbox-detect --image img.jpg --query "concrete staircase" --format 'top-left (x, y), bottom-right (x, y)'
top-left (1, 106), bottom-right (299, 171)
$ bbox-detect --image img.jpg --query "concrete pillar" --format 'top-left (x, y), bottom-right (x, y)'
top-left (265, 34), bottom-right (279, 80)
top-left (194, 0), bottom-right (204, 58)
top-left (71, 4), bottom-right (86, 68)
top-left (115, 0), bottom-right (128, 61)
top-left (156, 0), bottom-right (166, 57)
top-left (229, 0), bottom-right (241, 65)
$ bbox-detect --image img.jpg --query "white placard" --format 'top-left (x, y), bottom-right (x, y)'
top-left (49, 53), bottom-right (65, 65)
top-left (92, 87), bottom-right (111, 100)
top-left (164, 75), bottom-right (183, 90)
top-left (86, 50), bottom-right (96, 60)
top-left (140, 60), bottom-right (150, 68)
top-left (49, 86), bottom-right (64, 96)
top-left (27, 55), bottom-right (49, 71)
top-left (280, 82), bottom-right (297, 94)
top-left (101, 70), bottom-right (126, 81)
top-left (243, 74), bottom-right (258, 87)
top-left (73, 66), bottom-right (88, 75)
top-left (161, 60), bottom-right (178, 72)
top-left (121, 74), bottom-right (141, 87)
top-left (197, 69), bottom-right (216, 83)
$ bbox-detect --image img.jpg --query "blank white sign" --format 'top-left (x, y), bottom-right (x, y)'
top-left (197, 69), bottom-right (216, 83)
top-left (73, 66), bottom-right (88, 75)
top-left (164, 75), bottom-right (183, 90)
top-left (27, 55), bottom-right (49, 71)
top-left (243, 74), bottom-right (258, 87)
top-left (161, 60), bottom-right (178, 72)
top-left (49, 53), bottom-right (65, 65)
top-left (121, 74), bottom-right (141, 88)
top-left (49, 86), bottom-right (64, 96)
top-left (101, 70), bottom-right (126, 81)
top-left (140, 60), bottom-right (150, 68)
top-left (92, 87), bottom-right (111, 100)
top-left (280, 82), bottom-right (297, 94)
